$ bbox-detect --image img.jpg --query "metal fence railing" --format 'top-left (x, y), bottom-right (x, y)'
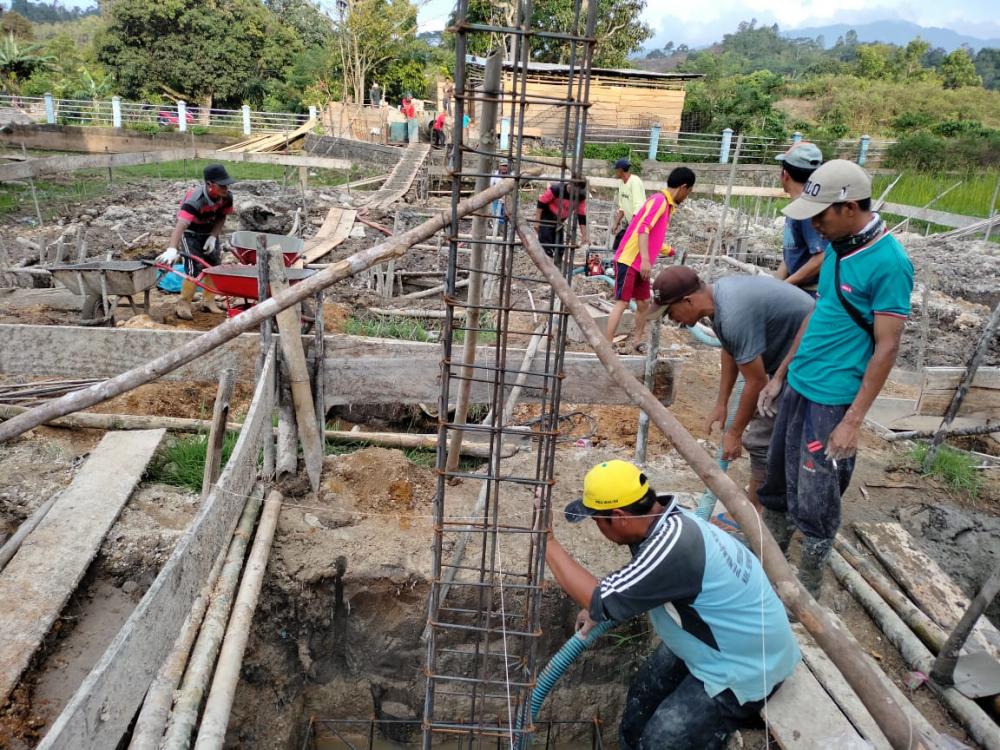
top-left (0, 94), bottom-right (313, 135)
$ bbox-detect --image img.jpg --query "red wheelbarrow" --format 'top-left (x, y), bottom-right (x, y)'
top-left (146, 253), bottom-right (316, 317)
top-left (229, 231), bottom-right (305, 267)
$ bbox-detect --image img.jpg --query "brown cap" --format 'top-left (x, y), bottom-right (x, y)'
top-left (652, 266), bottom-right (701, 306)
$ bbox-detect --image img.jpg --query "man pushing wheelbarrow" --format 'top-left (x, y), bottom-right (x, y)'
top-left (156, 163), bottom-right (236, 320)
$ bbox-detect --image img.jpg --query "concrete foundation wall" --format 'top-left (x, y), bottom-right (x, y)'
top-left (305, 134), bottom-right (402, 169)
top-left (0, 124), bottom-right (235, 153)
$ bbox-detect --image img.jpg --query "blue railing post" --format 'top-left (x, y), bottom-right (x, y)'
top-left (177, 100), bottom-right (187, 132)
top-left (647, 123), bottom-right (661, 161)
top-left (792, 131), bottom-right (802, 144)
top-left (242, 105), bottom-right (252, 136)
top-left (858, 134), bottom-right (871, 166)
top-left (112, 96), bottom-right (122, 128)
top-left (500, 116), bottom-right (511, 150)
top-left (719, 128), bottom-right (733, 164)
top-left (44, 92), bottom-right (55, 124)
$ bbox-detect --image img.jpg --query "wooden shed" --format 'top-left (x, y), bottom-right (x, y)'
top-left (462, 57), bottom-right (701, 139)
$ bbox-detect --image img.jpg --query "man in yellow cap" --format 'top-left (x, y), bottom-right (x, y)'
top-left (542, 460), bottom-right (799, 749)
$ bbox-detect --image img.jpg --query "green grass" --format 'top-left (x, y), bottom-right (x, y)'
top-left (873, 171), bottom-right (1000, 220)
top-left (146, 431), bottom-right (240, 492)
top-left (911, 443), bottom-right (983, 498)
top-left (343, 314), bottom-right (433, 342)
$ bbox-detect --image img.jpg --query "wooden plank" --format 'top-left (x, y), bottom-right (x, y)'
top-left (0, 148), bottom-right (194, 181)
top-left (0, 429), bottom-right (165, 704)
top-left (0, 325), bottom-right (675, 405)
top-left (765, 662), bottom-right (865, 749)
top-left (854, 522), bottom-right (1000, 660)
top-left (791, 624), bottom-right (893, 750)
top-left (882, 202), bottom-right (980, 229)
top-left (200, 150), bottom-right (352, 171)
top-left (37, 348), bottom-right (275, 750)
top-left (917, 366), bottom-right (1000, 416)
top-left (921, 367), bottom-right (1000, 391)
top-left (299, 207), bottom-right (356, 264)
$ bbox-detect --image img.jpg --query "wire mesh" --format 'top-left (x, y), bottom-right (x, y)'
top-left (421, 0), bottom-right (597, 747)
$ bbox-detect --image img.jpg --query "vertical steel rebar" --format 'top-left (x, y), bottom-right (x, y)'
top-left (423, 0), bottom-right (596, 745)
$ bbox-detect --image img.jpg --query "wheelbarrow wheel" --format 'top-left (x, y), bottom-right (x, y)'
top-left (80, 294), bottom-right (115, 327)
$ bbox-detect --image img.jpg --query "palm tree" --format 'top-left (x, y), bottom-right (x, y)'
top-left (0, 33), bottom-right (54, 94)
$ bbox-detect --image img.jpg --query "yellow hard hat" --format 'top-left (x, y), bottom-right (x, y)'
top-left (564, 460), bottom-right (649, 522)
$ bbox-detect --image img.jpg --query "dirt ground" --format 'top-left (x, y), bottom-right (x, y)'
top-left (1, 173), bottom-right (999, 748)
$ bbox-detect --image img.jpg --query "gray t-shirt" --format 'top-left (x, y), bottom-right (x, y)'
top-left (711, 275), bottom-right (814, 375)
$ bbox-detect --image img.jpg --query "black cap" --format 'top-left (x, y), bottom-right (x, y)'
top-left (614, 158), bottom-right (631, 170)
top-left (204, 164), bottom-right (235, 186)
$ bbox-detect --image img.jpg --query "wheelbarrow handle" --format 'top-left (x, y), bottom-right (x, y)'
top-left (141, 258), bottom-right (222, 297)
top-left (179, 251), bottom-right (213, 269)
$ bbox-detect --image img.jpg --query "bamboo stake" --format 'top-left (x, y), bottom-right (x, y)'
top-left (127, 541), bottom-right (229, 750)
top-left (201, 369), bottom-right (235, 502)
top-left (0, 495), bottom-right (58, 573)
top-left (276, 367), bottom-right (298, 479)
top-left (514, 213), bottom-right (937, 750)
top-left (445, 50), bottom-right (502, 476)
top-left (160, 488), bottom-right (263, 750)
top-left (268, 244), bottom-right (323, 491)
top-left (194, 491), bottom-right (283, 750)
top-left (884, 422), bottom-right (1000, 442)
top-left (708, 132), bottom-right (743, 270)
top-left (0, 178), bottom-right (518, 445)
top-left (831, 552), bottom-right (1000, 750)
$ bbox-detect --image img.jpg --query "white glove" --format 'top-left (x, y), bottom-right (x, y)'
top-left (157, 246), bottom-right (179, 265)
top-left (204, 236), bottom-right (218, 254)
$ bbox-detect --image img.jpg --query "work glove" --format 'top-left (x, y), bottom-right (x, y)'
top-left (156, 246), bottom-right (179, 265)
top-left (204, 236), bottom-right (218, 254)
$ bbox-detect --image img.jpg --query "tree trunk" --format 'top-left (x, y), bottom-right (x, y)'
top-left (199, 93), bottom-right (212, 126)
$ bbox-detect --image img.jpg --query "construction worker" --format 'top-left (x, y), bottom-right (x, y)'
top-left (157, 163), bottom-right (235, 320)
top-left (605, 166), bottom-right (694, 354)
top-left (542, 460), bottom-right (799, 749)
top-left (534, 180), bottom-right (588, 267)
top-left (773, 142), bottom-right (825, 296)
top-left (649, 266), bottom-right (814, 511)
top-left (610, 158), bottom-right (645, 252)
top-left (757, 160), bottom-right (914, 598)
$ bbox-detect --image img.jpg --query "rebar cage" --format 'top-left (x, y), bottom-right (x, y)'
top-left (423, 0), bottom-right (599, 747)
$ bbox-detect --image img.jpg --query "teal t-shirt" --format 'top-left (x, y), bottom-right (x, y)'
top-left (787, 231), bottom-right (913, 405)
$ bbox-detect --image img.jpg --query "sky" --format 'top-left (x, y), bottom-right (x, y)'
top-left (415, 0), bottom-right (1000, 47)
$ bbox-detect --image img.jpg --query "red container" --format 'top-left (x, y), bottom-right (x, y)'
top-left (230, 247), bottom-right (302, 267)
top-left (200, 264), bottom-right (316, 301)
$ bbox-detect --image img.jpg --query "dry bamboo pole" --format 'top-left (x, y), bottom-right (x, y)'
top-left (0, 404), bottom-right (502, 456)
top-left (834, 538), bottom-right (948, 652)
top-left (313, 291), bottom-right (326, 435)
top-left (367, 307), bottom-right (466, 319)
top-left (513, 213), bottom-right (938, 750)
top-left (0, 494), bottom-right (58, 573)
top-left (194, 491), bottom-right (283, 750)
top-left (634, 321), bottom-right (661, 465)
top-left (708, 132), bottom-right (743, 270)
top-left (201, 369), bottom-right (235, 503)
top-left (0, 178), bottom-right (516, 445)
top-left (830, 552), bottom-right (1000, 750)
top-left (160, 488), bottom-right (263, 750)
top-left (127, 541), bottom-right (228, 750)
top-left (931, 563), bottom-right (1000, 686)
top-left (923, 301), bottom-right (1000, 471)
top-left (401, 277), bottom-right (470, 300)
top-left (884, 422), bottom-right (1000, 442)
top-left (268, 247), bottom-right (323, 491)
top-left (444, 50), bottom-right (502, 476)
top-left (276, 369), bottom-right (298, 479)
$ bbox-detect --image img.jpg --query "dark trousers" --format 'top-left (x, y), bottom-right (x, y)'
top-left (620, 642), bottom-right (768, 750)
top-left (432, 128), bottom-right (446, 147)
top-left (614, 227), bottom-right (627, 252)
top-left (538, 224), bottom-right (565, 267)
top-left (181, 231), bottom-right (221, 276)
top-left (757, 385), bottom-right (856, 540)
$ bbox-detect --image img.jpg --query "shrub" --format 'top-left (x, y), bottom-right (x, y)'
top-left (891, 111), bottom-right (935, 132)
top-left (931, 119), bottom-right (988, 137)
top-left (886, 132), bottom-right (948, 170)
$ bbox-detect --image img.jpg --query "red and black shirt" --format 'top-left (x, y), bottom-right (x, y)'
top-left (178, 185), bottom-right (234, 235)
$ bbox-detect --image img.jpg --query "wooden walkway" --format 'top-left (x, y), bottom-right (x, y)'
top-left (361, 142), bottom-right (430, 209)
top-left (0, 429), bottom-right (165, 705)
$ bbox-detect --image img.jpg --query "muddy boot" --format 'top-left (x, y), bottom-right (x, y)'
top-left (762, 508), bottom-right (794, 556)
top-left (176, 280), bottom-right (195, 321)
top-left (799, 535), bottom-right (834, 600)
top-left (198, 291), bottom-right (223, 314)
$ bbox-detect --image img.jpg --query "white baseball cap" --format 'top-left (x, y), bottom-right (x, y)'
top-left (782, 159), bottom-right (872, 220)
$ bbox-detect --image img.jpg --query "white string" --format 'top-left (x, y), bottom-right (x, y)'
top-left (755, 509), bottom-right (770, 750)
top-left (494, 530), bottom-right (515, 749)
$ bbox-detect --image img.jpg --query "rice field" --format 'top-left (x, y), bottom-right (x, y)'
top-left (873, 171), bottom-right (1000, 219)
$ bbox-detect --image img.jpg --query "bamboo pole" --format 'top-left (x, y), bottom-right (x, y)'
top-left (0, 494), bottom-right (58, 573)
top-left (634, 321), bottom-right (661, 465)
top-left (445, 50), bottom-right (503, 476)
top-left (276, 368), bottom-right (298, 479)
top-left (0, 178), bottom-right (519, 445)
top-left (0, 405), bottom-right (503, 456)
top-left (194, 491), bottom-right (283, 750)
top-left (268, 246), bottom-right (323, 491)
top-left (831, 552), bottom-right (1000, 750)
top-left (708, 132), bottom-right (743, 270)
top-left (160, 489), bottom-right (263, 750)
top-left (930, 564), bottom-right (1000, 686)
top-left (514, 213), bottom-right (938, 750)
top-left (884, 422), bottom-right (1000, 442)
top-left (201, 369), bottom-right (235, 502)
top-left (127, 541), bottom-right (228, 750)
